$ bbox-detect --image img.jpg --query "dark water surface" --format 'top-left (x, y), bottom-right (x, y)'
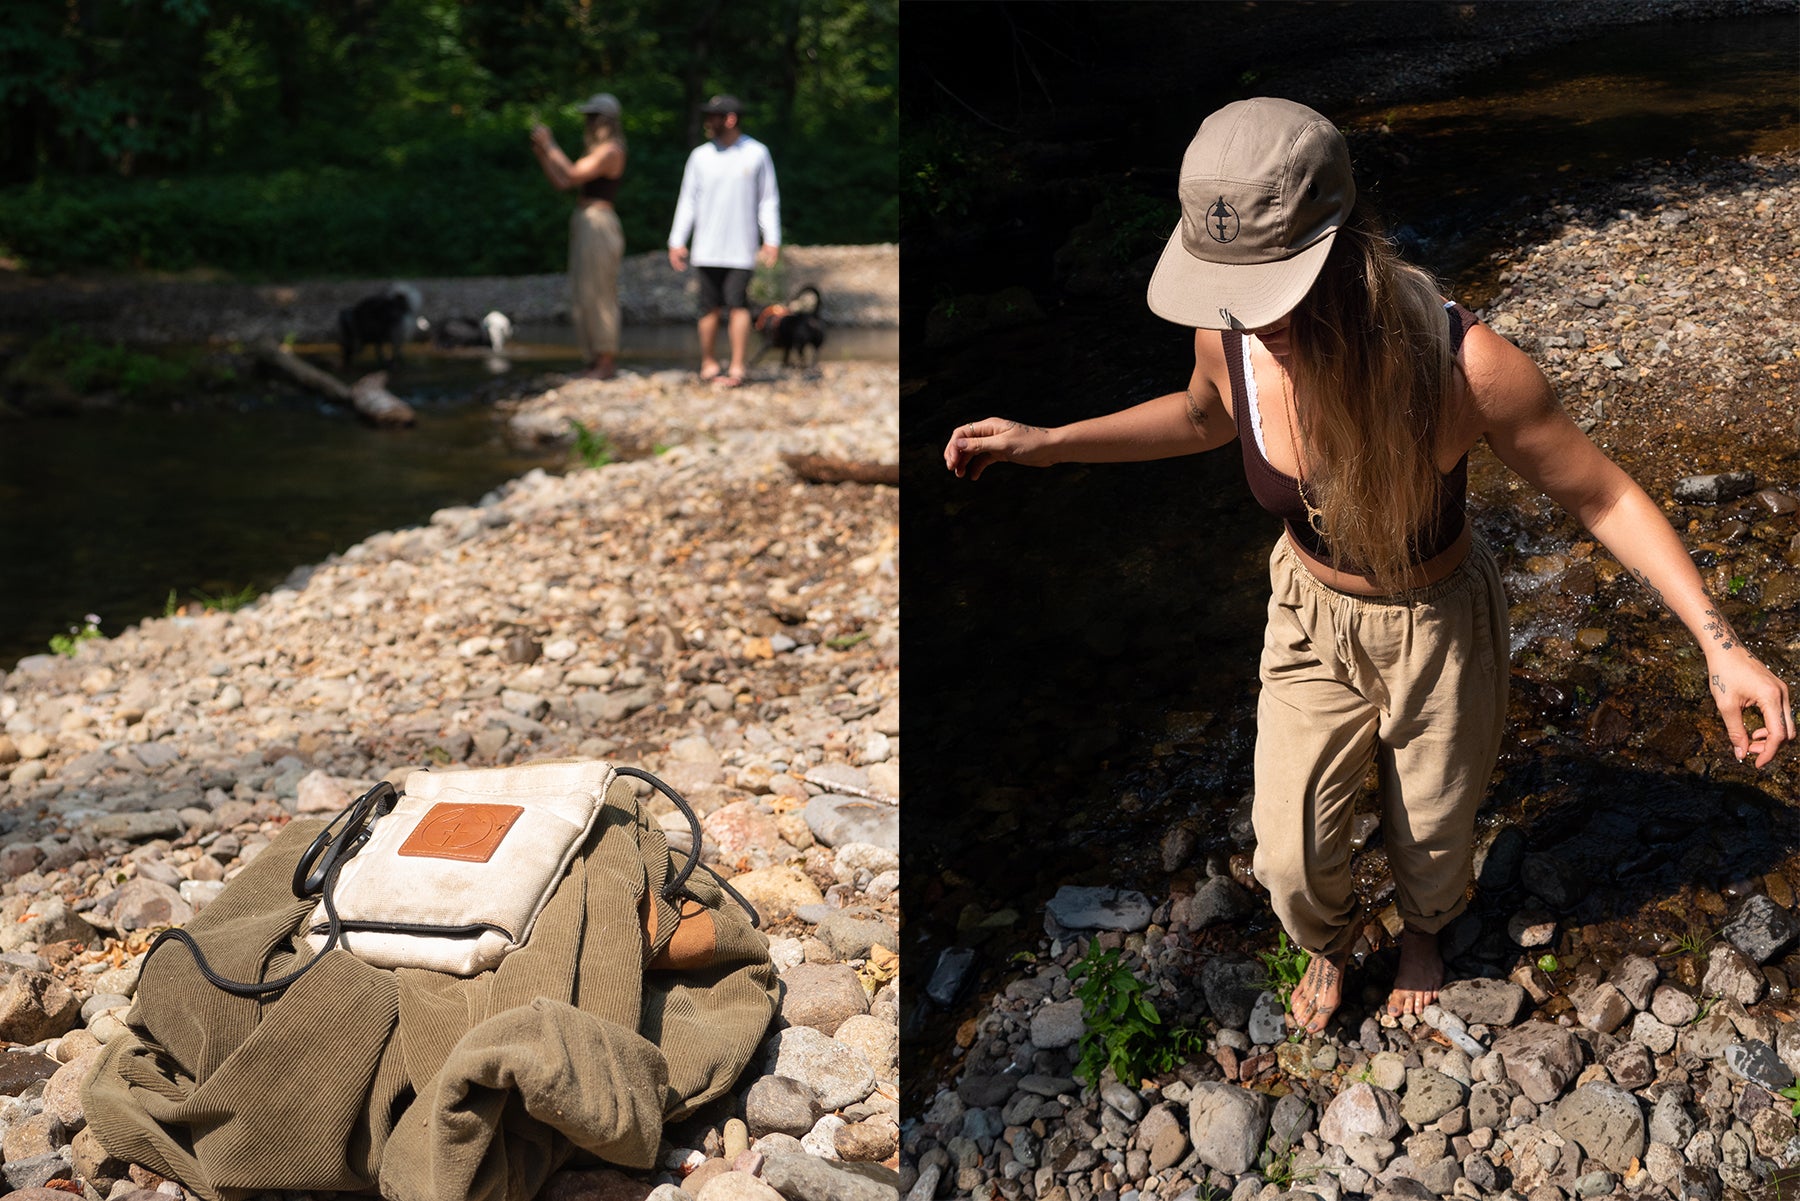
top-left (2, 322), bottom-right (897, 668)
top-left (901, 5), bottom-right (1799, 1089)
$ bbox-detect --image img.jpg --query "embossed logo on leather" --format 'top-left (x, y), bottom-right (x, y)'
top-left (397, 802), bottom-right (524, 863)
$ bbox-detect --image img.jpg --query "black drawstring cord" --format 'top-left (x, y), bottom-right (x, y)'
top-left (616, 766), bottom-right (761, 928)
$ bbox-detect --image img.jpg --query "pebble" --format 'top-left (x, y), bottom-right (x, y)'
top-left (0, 363), bottom-right (900, 1199)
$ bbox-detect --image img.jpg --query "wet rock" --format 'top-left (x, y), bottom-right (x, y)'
top-left (1673, 472), bottom-right (1756, 504)
top-left (1187, 1082), bottom-right (1270, 1175)
top-left (1552, 1083), bottom-right (1646, 1173)
top-left (1246, 991), bottom-right (1287, 1046)
top-left (1492, 1022), bottom-right (1584, 1104)
top-left (1438, 978), bottom-right (1525, 1027)
top-left (1724, 1040), bottom-right (1794, 1089)
top-left (1720, 893), bottom-right (1800, 964)
top-left (1199, 956), bottom-right (1265, 1030)
top-left (1044, 886), bottom-right (1153, 932)
top-left (1520, 856), bottom-right (1582, 908)
top-left (1702, 942), bottom-right (1766, 1004)
top-left (1605, 955), bottom-right (1659, 1011)
top-left (1650, 985), bottom-right (1699, 1026)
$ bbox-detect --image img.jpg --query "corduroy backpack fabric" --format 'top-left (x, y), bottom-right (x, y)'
top-left (82, 762), bottom-right (778, 1201)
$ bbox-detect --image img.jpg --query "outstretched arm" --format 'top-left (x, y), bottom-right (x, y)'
top-left (1468, 324), bottom-right (1792, 766)
top-left (945, 331), bottom-right (1238, 480)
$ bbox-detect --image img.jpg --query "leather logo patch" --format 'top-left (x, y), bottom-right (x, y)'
top-left (397, 803), bottom-right (524, 862)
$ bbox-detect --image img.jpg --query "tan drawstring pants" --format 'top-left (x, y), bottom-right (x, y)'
top-left (1252, 533), bottom-right (1509, 958)
top-left (569, 205), bottom-right (624, 358)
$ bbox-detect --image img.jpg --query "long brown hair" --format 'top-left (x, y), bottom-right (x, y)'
top-left (584, 113), bottom-right (626, 154)
top-left (1286, 205), bottom-right (1457, 592)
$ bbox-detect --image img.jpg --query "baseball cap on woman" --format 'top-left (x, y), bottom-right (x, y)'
top-left (1146, 98), bottom-right (1356, 332)
top-left (576, 93), bottom-right (622, 117)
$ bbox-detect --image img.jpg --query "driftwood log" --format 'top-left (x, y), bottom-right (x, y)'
top-left (780, 453), bottom-right (899, 486)
top-left (252, 341), bottom-right (416, 427)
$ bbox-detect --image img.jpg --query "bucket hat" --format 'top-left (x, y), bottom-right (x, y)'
top-left (1146, 97), bottom-right (1355, 331)
top-left (699, 94), bottom-right (743, 115)
top-left (576, 93), bottom-right (621, 118)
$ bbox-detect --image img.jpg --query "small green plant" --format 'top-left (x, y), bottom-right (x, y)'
top-left (163, 589), bottom-right (180, 617)
top-left (1727, 576), bottom-right (1747, 597)
top-left (826, 631), bottom-right (872, 650)
top-left (1536, 953), bottom-right (1560, 974)
top-left (567, 419), bottom-right (614, 468)
top-left (191, 583), bottom-right (258, 612)
top-left (1260, 1145), bottom-right (1316, 1190)
top-left (1257, 931), bottom-right (1311, 1013)
top-left (1070, 941), bottom-right (1206, 1088)
top-left (49, 614), bottom-right (102, 657)
top-left (1780, 1082), bottom-right (1800, 1119)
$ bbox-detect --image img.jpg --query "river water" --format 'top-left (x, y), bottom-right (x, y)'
top-left (900, 6), bottom-right (1799, 1086)
top-left (1, 325), bottom-right (897, 667)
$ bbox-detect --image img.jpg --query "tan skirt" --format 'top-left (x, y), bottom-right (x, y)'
top-left (569, 204), bottom-right (624, 358)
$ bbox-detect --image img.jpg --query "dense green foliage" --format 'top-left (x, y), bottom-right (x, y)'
top-left (1070, 941), bottom-right (1206, 1089)
top-left (0, 0), bottom-right (895, 276)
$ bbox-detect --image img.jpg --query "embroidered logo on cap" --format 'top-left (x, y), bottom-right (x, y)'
top-left (1206, 197), bottom-right (1239, 243)
top-left (398, 802), bottom-right (524, 863)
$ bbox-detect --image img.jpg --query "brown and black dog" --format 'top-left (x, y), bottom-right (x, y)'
top-left (752, 285), bottom-right (826, 368)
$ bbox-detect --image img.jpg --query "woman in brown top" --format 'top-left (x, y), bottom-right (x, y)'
top-left (532, 93), bottom-right (627, 379)
top-left (945, 98), bottom-right (1792, 1034)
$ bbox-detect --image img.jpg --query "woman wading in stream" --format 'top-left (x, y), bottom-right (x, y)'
top-left (944, 98), bottom-right (1793, 1034)
top-left (532, 93), bottom-right (628, 380)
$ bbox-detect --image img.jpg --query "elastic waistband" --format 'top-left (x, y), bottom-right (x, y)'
top-left (1276, 530), bottom-right (1491, 610)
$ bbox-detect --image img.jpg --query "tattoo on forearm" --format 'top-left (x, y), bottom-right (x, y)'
top-left (1701, 602), bottom-right (1738, 651)
top-left (1630, 568), bottom-right (1665, 610)
top-left (1185, 387), bottom-right (1210, 431)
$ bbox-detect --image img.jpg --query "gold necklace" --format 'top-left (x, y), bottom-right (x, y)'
top-left (1276, 360), bottom-right (1328, 536)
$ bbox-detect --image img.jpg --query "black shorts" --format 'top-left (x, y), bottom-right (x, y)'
top-left (696, 266), bottom-right (753, 313)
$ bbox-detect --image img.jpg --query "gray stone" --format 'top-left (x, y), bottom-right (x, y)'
top-left (1678, 1013), bottom-right (1737, 1060)
top-left (1520, 854), bottom-right (1582, 908)
top-left (1342, 1132), bottom-right (1397, 1175)
top-left (1606, 955), bottom-right (1659, 1011)
top-left (1401, 1068), bottom-right (1467, 1126)
top-left (1724, 1040), bottom-right (1794, 1089)
top-left (1603, 1042), bottom-right (1655, 1090)
top-left (0, 895), bottom-right (93, 953)
top-left (1, 1151), bottom-right (73, 1191)
top-left (1140, 1103), bottom-right (1190, 1172)
top-left (1553, 1083), bottom-right (1646, 1173)
top-left (1030, 999), bottom-right (1086, 1050)
top-left (1574, 982), bottom-right (1632, 1034)
top-left (1269, 1092), bottom-right (1315, 1149)
top-left (1045, 886), bottom-right (1154, 932)
top-left (1704, 941), bottom-right (1768, 1004)
top-left (1199, 956), bottom-right (1266, 1030)
top-left (1720, 894), bottom-right (1800, 964)
top-left (802, 795), bottom-right (897, 853)
top-left (1650, 985), bottom-right (1699, 1026)
top-left (1493, 1022), bottom-right (1584, 1104)
top-left (93, 877), bottom-right (194, 933)
top-left (1437, 978), bottom-right (1525, 1027)
top-left (1247, 990), bottom-right (1288, 1046)
top-left (0, 972), bottom-right (80, 1044)
top-left (778, 963), bottom-right (869, 1037)
top-left (762, 1027), bottom-right (874, 1111)
top-left (1649, 1094), bottom-right (1695, 1149)
top-left (1371, 1178), bottom-right (1436, 1201)
top-left (925, 947), bottom-right (977, 1008)
top-left (1187, 1081), bottom-right (1270, 1175)
top-left (1468, 1085), bottom-right (1509, 1131)
top-left (1187, 876), bottom-right (1255, 930)
top-left (816, 911), bottom-right (897, 960)
top-left (1673, 472), bottom-right (1756, 504)
top-left (88, 810), bottom-right (188, 842)
top-left (760, 1151), bottom-right (899, 1201)
top-left (1320, 1082), bottom-right (1405, 1147)
top-left (1630, 1010), bottom-right (1676, 1055)
top-left (1099, 1080), bottom-right (1144, 1122)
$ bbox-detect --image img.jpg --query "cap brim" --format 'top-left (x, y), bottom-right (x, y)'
top-left (1145, 227), bottom-right (1337, 331)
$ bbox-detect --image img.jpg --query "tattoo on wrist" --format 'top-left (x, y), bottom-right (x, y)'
top-left (1630, 568), bottom-right (1665, 610)
top-left (1701, 601), bottom-right (1738, 651)
top-left (1000, 420), bottom-right (1045, 435)
top-left (1711, 672), bottom-right (1724, 693)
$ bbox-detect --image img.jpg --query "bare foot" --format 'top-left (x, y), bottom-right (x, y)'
top-left (699, 361), bottom-right (723, 382)
top-left (1289, 949), bottom-right (1348, 1035)
top-left (1386, 927), bottom-right (1444, 1018)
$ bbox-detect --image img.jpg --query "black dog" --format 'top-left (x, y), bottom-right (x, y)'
top-left (338, 283), bottom-right (428, 368)
top-left (753, 285), bottom-right (826, 368)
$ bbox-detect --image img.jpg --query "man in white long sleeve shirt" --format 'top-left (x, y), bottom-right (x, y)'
top-left (667, 94), bottom-right (781, 387)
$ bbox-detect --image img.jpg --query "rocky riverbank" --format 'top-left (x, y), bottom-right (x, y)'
top-left (0, 245), bottom-right (898, 346)
top-left (903, 149), bottom-right (1799, 1201)
top-left (0, 361), bottom-right (898, 1199)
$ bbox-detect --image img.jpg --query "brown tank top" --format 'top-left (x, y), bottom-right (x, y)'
top-left (581, 174), bottom-right (621, 203)
top-left (1228, 302), bottom-right (1479, 572)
